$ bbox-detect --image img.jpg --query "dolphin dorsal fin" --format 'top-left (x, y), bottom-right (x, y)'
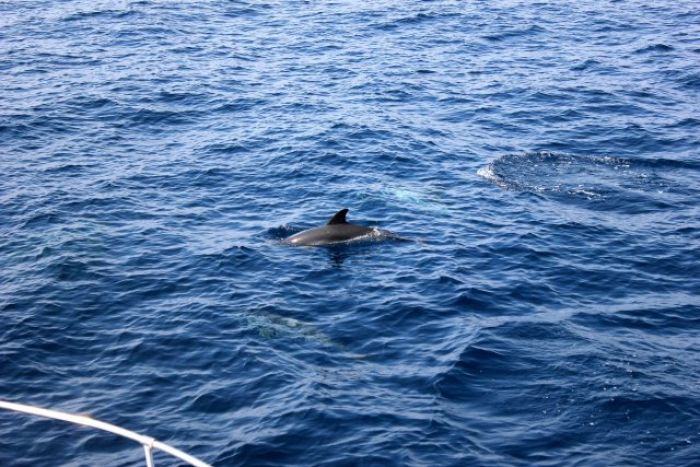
top-left (327, 208), bottom-right (349, 225)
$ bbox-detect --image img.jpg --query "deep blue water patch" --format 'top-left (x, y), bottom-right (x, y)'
top-left (1, 1), bottom-right (699, 466)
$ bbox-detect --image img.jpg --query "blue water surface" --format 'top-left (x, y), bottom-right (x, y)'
top-left (1, 1), bottom-right (699, 465)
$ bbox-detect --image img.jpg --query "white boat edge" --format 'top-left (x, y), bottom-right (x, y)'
top-left (0, 400), bottom-right (213, 467)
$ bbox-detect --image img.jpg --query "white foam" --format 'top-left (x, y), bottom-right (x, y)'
top-left (477, 164), bottom-right (509, 189)
top-left (476, 164), bottom-right (497, 181)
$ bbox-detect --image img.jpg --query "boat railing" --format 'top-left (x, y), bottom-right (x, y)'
top-left (0, 400), bottom-right (212, 467)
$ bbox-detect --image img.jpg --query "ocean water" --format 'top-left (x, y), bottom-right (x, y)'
top-left (1, 0), bottom-right (699, 465)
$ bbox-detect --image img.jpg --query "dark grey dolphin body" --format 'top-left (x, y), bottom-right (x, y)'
top-left (284, 209), bottom-right (377, 246)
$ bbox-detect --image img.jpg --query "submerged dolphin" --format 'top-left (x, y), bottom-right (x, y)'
top-left (284, 208), bottom-right (379, 246)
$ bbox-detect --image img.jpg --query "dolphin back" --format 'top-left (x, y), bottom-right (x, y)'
top-left (284, 208), bottom-right (395, 246)
top-left (285, 223), bottom-right (374, 246)
top-left (284, 208), bottom-right (398, 246)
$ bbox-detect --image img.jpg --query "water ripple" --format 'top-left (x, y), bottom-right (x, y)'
top-left (1, 1), bottom-right (699, 466)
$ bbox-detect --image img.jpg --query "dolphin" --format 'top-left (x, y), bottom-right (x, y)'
top-left (284, 208), bottom-right (379, 246)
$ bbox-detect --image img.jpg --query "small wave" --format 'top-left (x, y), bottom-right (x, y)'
top-left (677, 72), bottom-right (700, 90)
top-left (63, 9), bottom-right (139, 22)
top-left (65, 96), bottom-right (117, 110)
top-left (373, 11), bottom-right (461, 31)
top-left (214, 98), bottom-right (266, 114)
top-left (41, 163), bottom-right (93, 175)
top-left (633, 43), bottom-right (675, 54)
top-left (570, 59), bottom-right (602, 72)
top-left (482, 24), bottom-right (546, 42)
top-left (666, 117), bottom-right (700, 130)
top-left (153, 90), bottom-right (206, 104)
top-left (223, 7), bottom-right (264, 18)
top-left (122, 108), bottom-right (200, 128)
top-left (203, 142), bottom-right (249, 156)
